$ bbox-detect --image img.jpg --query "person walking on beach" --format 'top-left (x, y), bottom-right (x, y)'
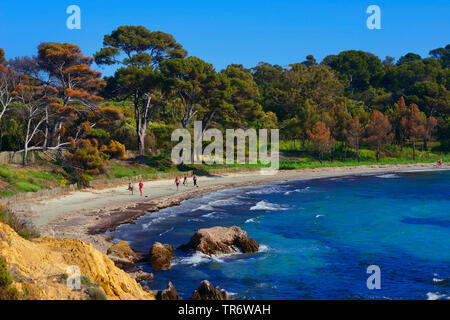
top-left (193, 174), bottom-right (198, 188)
top-left (139, 180), bottom-right (144, 196)
top-left (175, 176), bottom-right (181, 191)
top-left (183, 175), bottom-right (188, 186)
top-left (128, 181), bottom-right (134, 195)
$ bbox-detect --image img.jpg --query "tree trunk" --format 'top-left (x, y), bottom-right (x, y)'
top-left (43, 106), bottom-right (48, 150)
top-left (412, 140), bottom-right (416, 160)
top-left (23, 144), bottom-right (28, 166)
top-left (356, 143), bottom-right (360, 163)
top-left (137, 126), bottom-right (146, 155)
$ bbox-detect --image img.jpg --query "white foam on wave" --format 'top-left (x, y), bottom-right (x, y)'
top-left (376, 174), bottom-right (399, 179)
top-left (284, 187), bottom-right (311, 195)
top-left (247, 186), bottom-right (285, 195)
top-left (142, 215), bottom-right (171, 229)
top-left (315, 214), bottom-right (325, 218)
top-left (250, 200), bottom-right (288, 211)
top-left (158, 227), bottom-right (174, 237)
top-left (210, 198), bottom-right (244, 207)
top-left (258, 244), bottom-right (270, 252)
top-left (187, 218), bottom-right (204, 222)
top-left (427, 292), bottom-right (449, 300)
top-left (173, 249), bottom-right (243, 267)
top-left (202, 211), bottom-right (226, 219)
top-left (433, 273), bottom-right (447, 284)
top-left (192, 204), bottom-right (215, 212)
top-left (192, 197), bottom-right (244, 212)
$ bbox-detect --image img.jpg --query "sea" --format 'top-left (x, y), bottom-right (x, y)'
top-left (107, 169), bottom-right (450, 300)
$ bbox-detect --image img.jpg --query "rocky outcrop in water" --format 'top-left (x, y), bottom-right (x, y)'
top-left (0, 223), bottom-right (153, 300)
top-left (179, 226), bottom-right (259, 255)
top-left (149, 242), bottom-right (174, 270)
top-left (191, 280), bottom-right (228, 300)
top-left (107, 240), bottom-right (139, 269)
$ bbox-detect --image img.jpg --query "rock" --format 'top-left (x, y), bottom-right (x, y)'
top-left (107, 241), bottom-right (136, 259)
top-left (127, 268), bottom-right (154, 283)
top-left (149, 242), bottom-right (174, 270)
top-left (108, 255), bottom-right (135, 269)
top-left (191, 280), bottom-right (228, 300)
top-left (0, 222), bottom-right (153, 300)
top-left (179, 226), bottom-right (259, 255)
top-left (107, 241), bottom-right (138, 269)
top-left (156, 281), bottom-right (182, 300)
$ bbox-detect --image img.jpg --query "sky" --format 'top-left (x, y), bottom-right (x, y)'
top-left (0, 0), bottom-right (449, 76)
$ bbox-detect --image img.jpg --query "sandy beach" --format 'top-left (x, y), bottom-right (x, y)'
top-left (9, 163), bottom-right (448, 253)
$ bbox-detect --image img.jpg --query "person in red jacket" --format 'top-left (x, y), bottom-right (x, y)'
top-left (139, 180), bottom-right (144, 196)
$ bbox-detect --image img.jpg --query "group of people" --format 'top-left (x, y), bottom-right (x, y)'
top-left (127, 180), bottom-right (144, 196)
top-left (174, 174), bottom-right (199, 191)
top-left (126, 174), bottom-right (199, 195)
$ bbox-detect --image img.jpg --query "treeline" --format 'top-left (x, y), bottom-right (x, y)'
top-left (0, 25), bottom-right (448, 178)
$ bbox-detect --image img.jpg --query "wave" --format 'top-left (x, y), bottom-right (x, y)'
top-left (284, 187), bottom-right (311, 195)
top-left (192, 204), bottom-right (215, 212)
top-left (376, 174), bottom-right (399, 179)
top-left (427, 292), bottom-right (449, 300)
top-left (187, 218), bottom-right (204, 222)
top-left (315, 214), bottom-right (325, 218)
top-left (258, 244), bottom-right (270, 252)
top-left (246, 185), bottom-right (286, 195)
top-left (202, 211), bottom-right (226, 219)
top-left (158, 227), bottom-right (174, 237)
top-left (250, 200), bottom-right (288, 211)
top-left (172, 249), bottom-right (243, 267)
top-left (142, 215), bottom-right (172, 229)
top-left (433, 274), bottom-right (449, 285)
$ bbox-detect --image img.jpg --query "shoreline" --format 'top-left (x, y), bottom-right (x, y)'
top-left (10, 163), bottom-right (448, 253)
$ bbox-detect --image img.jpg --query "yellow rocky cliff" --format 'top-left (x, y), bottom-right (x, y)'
top-left (0, 222), bottom-right (154, 300)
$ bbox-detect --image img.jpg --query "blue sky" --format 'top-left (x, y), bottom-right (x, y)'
top-left (0, 1), bottom-right (449, 76)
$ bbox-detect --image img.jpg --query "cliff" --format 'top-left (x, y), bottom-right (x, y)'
top-left (0, 223), bottom-right (153, 300)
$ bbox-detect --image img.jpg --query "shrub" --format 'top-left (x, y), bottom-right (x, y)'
top-left (0, 257), bottom-right (19, 300)
top-left (0, 206), bottom-right (39, 239)
top-left (87, 287), bottom-right (107, 300)
top-left (65, 139), bottom-right (109, 178)
top-left (100, 140), bottom-right (127, 160)
top-left (0, 258), bottom-right (12, 288)
top-left (359, 149), bottom-right (377, 161)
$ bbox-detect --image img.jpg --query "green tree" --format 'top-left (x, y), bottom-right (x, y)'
top-left (160, 56), bottom-right (217, 128)
top-left (95, 25), bottom-right (186, 154)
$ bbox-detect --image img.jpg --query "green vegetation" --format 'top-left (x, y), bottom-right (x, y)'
top-left (87, 287), bottom-right (107, 300)
top-left (0, 165), bottom-right (69, 197)
top-left (0, 257), bottom-right (19, 300)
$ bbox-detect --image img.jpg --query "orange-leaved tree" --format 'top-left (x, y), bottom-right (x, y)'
top-left (344, 116), bottom-right (364, 162)
top-left (365, 110), bottom-right (394, 162)
top-left (307, 121), bottom-right (335, 163)
top-left (401, 104), bottom-right (426, 160)
top-left (36, 42), bottom-right (105, 148)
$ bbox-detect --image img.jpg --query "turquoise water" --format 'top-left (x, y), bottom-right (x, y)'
top-left (108, 170), bottom-right (450, 300)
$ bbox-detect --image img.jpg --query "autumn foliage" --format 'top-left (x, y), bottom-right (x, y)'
top-left (307, 121), bottom-right (336, 162)
top-left (365, 110), bottom-right (394, 161)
